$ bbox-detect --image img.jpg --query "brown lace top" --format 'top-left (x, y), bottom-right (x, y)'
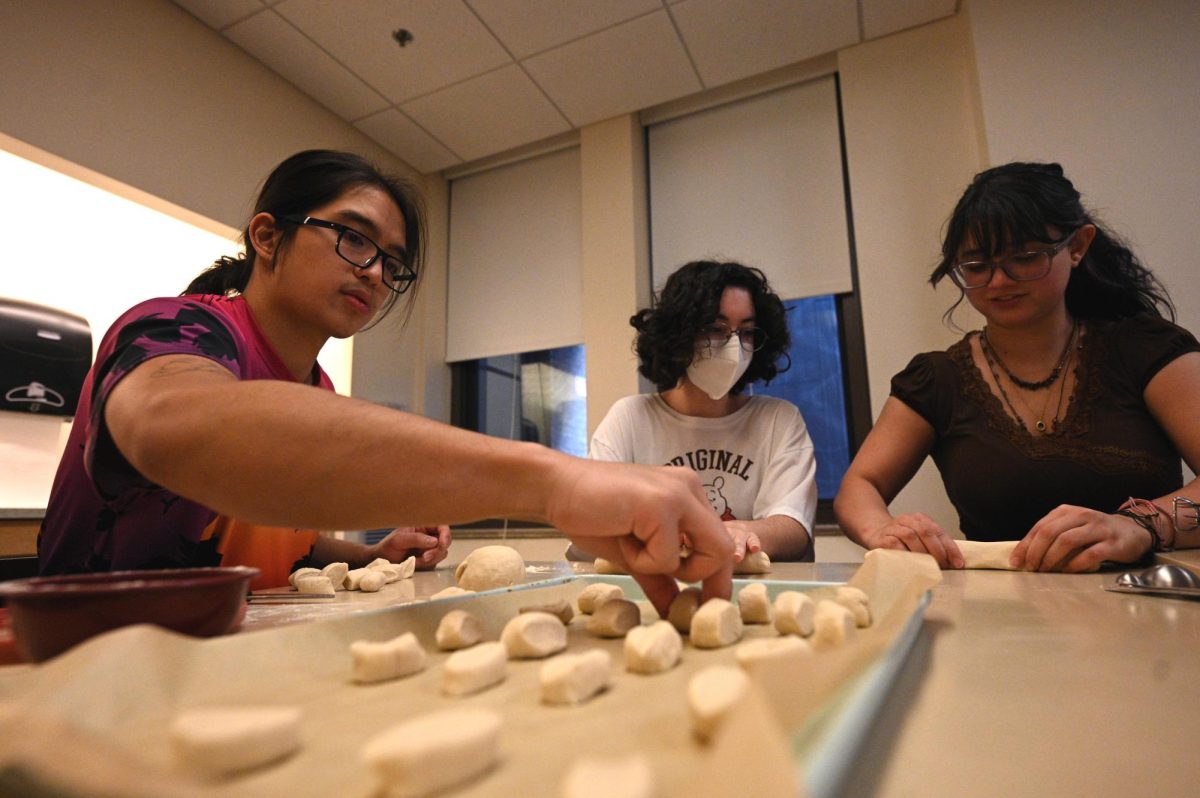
top-left (890, 315), bottom-right (1200, 540)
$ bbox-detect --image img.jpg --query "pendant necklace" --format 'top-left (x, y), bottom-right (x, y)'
top-left (981, 321), bottom-right (1078, 390)
top-left (981, 334), bottom-right (1074, 434)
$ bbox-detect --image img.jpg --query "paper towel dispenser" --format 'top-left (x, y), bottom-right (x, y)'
top-left (0, 298), bottom-right (92, 416)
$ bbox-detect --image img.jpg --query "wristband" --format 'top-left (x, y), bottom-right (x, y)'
top-left (1117, 497), bottom-right (1176, 551)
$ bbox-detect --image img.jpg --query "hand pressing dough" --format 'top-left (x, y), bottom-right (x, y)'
top-left (667, 587), bottom-right (702, 634)
top-left (733, 550), bottom-right (771, 575)
top-left (362, 707), bottom-right (500, 798)
top-left (812, 600), bottom-right (857, 649)
top-left (443, 641), bottom-right (507, 696)
top-left (358, 569), bottom-right (387, 593)
top-left (561, 753), bottom-right (655, 798)
top-left (501, 612), bottom-right (567, 658)
top-left (735, 636), bottom-right (813, 677)
top-left (170, 706), bottom-right (301, 778)
top-left (687, 665), bottom-right (750, 742)
top-left (689, 599), bottom-right (743, 649)
top-left (956, 539), bottom-right (1020, 570)
top-left (539, 649), bottom-right (612, 705)
top-left (834, 586), bottom-right (871, 628)
top-left (455, 545), bottom-right (525, 591)
top-left (593, 557), bottom-right (626, 575)
top-left (436, 609), bottom-right (484, 651)
top-left (519, 599), bottom-right (574, 625)
top-left (586, 598), bottom-right (641, 638)
top-left (624, 620), bottom-right (682, 674)
top-left (430, 586), bottom-right (473, 600)
top-left (320, 562), bottom-right (349, 592)
top-left (773, 590), bottom-right (814, 637)
top-left (295, 575), bottom-right (335, 595)
top-left (577, 583), bottom-right (624, 614)
top-left (737, 583), bottom-right (773, 624)
top-left (350, 632), bottom-right (427, 684)
top-left (288, 567), bottom-right (320, 588)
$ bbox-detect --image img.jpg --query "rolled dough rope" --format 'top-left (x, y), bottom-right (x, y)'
top-left (624, 620), bottom-right (682, 674)
top-left (519, 599), bottom-right (574, 625)
top-left (812, 600), bottom-right (856, 649)
top-left (593, 557), bottom-right (627, 575)
top-left (295, 575), bottom-right (335, 595)
top-left (689, 598), bottom-right (743, 649)
top-left (539, 649), bottom-right (612, 705)
top-left (430, 586), bottom-right (473, 600)
top-left (443, 641), bottom-right (508, 696)
top-left (288, 567), bottom-right (320, 588)
top-left (734, 636), bottom-right (813, 677)
top-left (454, 545), bottom-right (525, 591)
top-left (737, 582), bottom-right (773, 624)
top-left (585, 598), bottom-right (641, 638)
top-left (358, 569), bottom-right (387, 593)
top-left (577, 583), bottom-right (624, 615)
top-left (687, 665), bottom-right (750, 743)
top-left (834, 586), bottom-right (871, 628)
top-left (773, 590), bottom-right (814, 637)
top-left (362, 707), bottom-right (501, 798)
top-left (350, 632), bottom-right (427, 684)
top-left (667, 587), bottom-right (702, 634)
top-left (501, 612), bottom-right (567, 658)
top-left (170, 706), bottom-right (302, 778)
top-left (956, 539), bottom-right (1020, 570)
top-left (733, 550), bottom-right (771, 575)
top-left (435, 609), bottom-right (484, 651)
top-left (561, 753), bottom-right (655, 798)
top-left (320, 562), bottom-right (349, 592)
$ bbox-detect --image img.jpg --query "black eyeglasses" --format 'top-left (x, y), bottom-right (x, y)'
top-left (950, 229), bottom-right (1077, 290)
top-left (697, 324), bottom-right (767, 353)
top-left (278, 216), bottom-right (416, 295)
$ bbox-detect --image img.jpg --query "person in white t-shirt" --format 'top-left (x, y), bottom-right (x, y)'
top-left (588, 260), bottom-right (818, 562)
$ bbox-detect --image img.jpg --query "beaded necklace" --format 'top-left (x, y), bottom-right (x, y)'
top-left (980, 329), bottom-right (1076, 434)
top-left (980, 321), bottom-right (1078, 390)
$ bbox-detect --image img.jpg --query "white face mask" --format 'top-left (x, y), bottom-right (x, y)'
top-left (686, 335), bottom-right (751, 400)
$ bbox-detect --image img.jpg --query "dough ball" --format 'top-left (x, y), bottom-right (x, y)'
top-left (539, 649), bottom-right (612, 705)
top-left (689, 598), bottom-right (743, 649)
top-left (586, 598), bottom-right (641, 638)
top-left (443, 641), bottom-right (507, 696)
top-left (430, 586), bottom-right (473, 600)
top-left (773, 590), bottom-right (815, 637)
top-left (501, 612), bottom-right (567, 659)
top-left (735, 636), bottom-right (813, 677)
top-left (737, 582), bottom-right (773, 624)
top-left (687, 665), bottom-right (750, 742)
top-left (295, 575), bottom-right (334, 596)
top-left (454, 545), bottom-right (525, 591)
top-left (519, 599), bottom-right (574, 625)
top-left (170, 706), bottom-right (301, 778)
top-left (593, 557), bottom-right (627, 575)
top-left (435, 609), bottom-right (484, 651)
top-left (733, 550), bottom-right (771, 575)
top-left (812, 600), bottom-right (857, 649)
top-left (667, 587), bottom-right (702, 634)
top-left (561, 753), bottom-right (654, 798)
top-left (320, 562), bottom-right (349, 592)
top-left (624, 620), bottom-right (682, 674)
top-left (834, 586), bottom-right (871, 628)
top-left (358, 569), bottom-right (387, 593)
top-left (362, 708), bottom-right (501, 798)
top-left (577, 583), bottom-right (624, 615)
top-left (350, 632), bottom-right (427, 684)
top-left (288, 567), bottom-right (320, 588)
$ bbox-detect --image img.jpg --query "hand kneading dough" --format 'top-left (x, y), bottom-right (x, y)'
top-left (586, 598), bottom-right (641, 638)
top-left (443, 641), bottom-right (508, 696)
top-left (435, 609), bottom-right (484, 651)
top-left (562, 753), bottom-right (655, 798)
top-left (320, 562), bottom-right (349, 591)
top-left (834, 586), bottom-right (871, 628)
top-left (624, 620), bottom-right (682, 674)
top-left (430, 586), bottom-right (473, 600)
top-left (519, 599), bottom-right (574, 624)
top-left (288, 567), bottom-right (320, 588)
top-left (956, 539), bottom-right (1020, 570)
top-left (295, 575), bottom-right (335, 595)
top-left (773, 590), bottom-right (815, 637)
top-left (733, 550), bottom-right (771, 575)
top-left (357, 569), bottom-right (387, 593)
top-left (812, 600), bottom-right (857, 648)
top-left (667, 587), bottom-right (702, 633)
top-left (455, 545), bottom-right (525, 591)
top-left (688, 665), bottom-right (750, 742)
top-left (501, 612), bottom-right (568, 658)
top-left (170, 706), bottom-right (301, 777)
top-left (577, 583), bottom-right (624, 614)
top-left (362, 708), bottom-right (501, 798)
top-left (593, 557), bottom-right (627, 575)
top-left (351, 632), bottom-right (427, 684)
top-left (689, 599), bottom-right (743, 649)
top-left (735, 636), bottom-right (813, 677)
top-left (737, 582), bottom-right (773, 624)
top-left (539, 649), bottom-right (612, 705)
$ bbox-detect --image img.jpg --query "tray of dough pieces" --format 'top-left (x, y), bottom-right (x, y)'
top-left (0, 550), bottom-right (939, 798)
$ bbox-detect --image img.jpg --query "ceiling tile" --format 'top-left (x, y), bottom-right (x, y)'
top-left (171, 0), bottom-right (266, 30)
top-left (670, 0), bottom-right (860, 88)
top-left (861, 0), bottom-right (956, 40)
top-left (355, 109), bottom-right (461, 173)
top-left (402, 65), bottom-right (571, 162)
top-left (467, 0), bottom-right (661, 59)
top-left (225, 10), bottom-right (390, 120)
top-left (275, 0), bottom-right (512, 104)
top-left (523, 10), bottom-right (701, 128)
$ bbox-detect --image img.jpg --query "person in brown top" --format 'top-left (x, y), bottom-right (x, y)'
top-left (834, 162), bottom-right (1200, 571)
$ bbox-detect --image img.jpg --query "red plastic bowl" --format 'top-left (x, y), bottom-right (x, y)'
top-left (0, 566), bottom-right (259, 663)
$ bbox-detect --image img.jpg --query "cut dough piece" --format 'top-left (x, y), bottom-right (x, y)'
top-left (501, 612), bottom-right (567, 659)
top-left (586, 598), bottom-right (641, 638)
top-left (735, 636), bottom-right (813, 677)
top-left (295, 575), bottom-right (334, 595)
top-left (519, 599), bottom-right (574, 625)
top-left (365, 557), bottom-right (391, 570)
top-left (344, 567), bottom-right (375, 591)
top-left (430, 586), bottom-right (473, 600)
top-left (374, 565), bottom-right (400, 583)
top-left (436, 609), bottom-right (484, 651)
top-left (350, 632), bottom-right (427, 684)
top-left (957, 539), bottom-right (1020, 570)
top-left (288, 567), bottom-right (320, 588)
top-left (561, 753), bottom-right (654, 798)
top-left (362, 708), bottom-right (501, 798)
top-left (688, 665), bottom-right (750, 742)
top-left (454, 545), bottom-right (525, 591)
top-left (812, 600), bottom-right (857, 649)
top-left (689, 599), bottom-right (743, 649)
top-left (733, 550), bottom-right (771, 575)
top-left (395, 555), bottom-right (417, 580)
top-left (358, 569), bottom-right (387, 593)
top-left (577, 583), bottom-right (624, 614)
top-left (320, 562), bottom-right (349, 592)
top-left (443, 642), bottom-right (508, 696)
top-left (171, 706), bottom-right (301, 778)
top-left (773, 590), bottom-right (815, 637)
top-left (737, 582), bottom-right (773, 624)
top-left (624, 620), bottom-right (682, 674)
top-left (539, 649), bottom-right (612, 705)
top-left (593, 557), bottom-right (626, 575)
top-left (667, 587), bottom-right (702, 634)
top-left (834, 586), bottom-right (871, 628)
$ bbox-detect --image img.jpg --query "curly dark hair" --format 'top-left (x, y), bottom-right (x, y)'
top-left (931, 161), bottom-right (1173, 323)
top-left (632, 260), bottom-right (791, 394)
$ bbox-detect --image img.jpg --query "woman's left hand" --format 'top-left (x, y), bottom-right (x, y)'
top-left (722, 520), bottom-right (762, 562)
top-left (1010, 505), bottom-right (1154, 572)
top-left (371, 526), bottom-right (452, 570)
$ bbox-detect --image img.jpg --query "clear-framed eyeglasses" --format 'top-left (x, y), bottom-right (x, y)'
top-left (278, 215), bottom-right (417, 295)
top-left (1173, 496), bottom-right (1199, 532)
top-left (697, 323), bottom-right (767, 353)
top-left (950, 229), bottom-right (1078, 290)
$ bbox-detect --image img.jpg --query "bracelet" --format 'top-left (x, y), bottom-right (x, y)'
top-left (1117, 497), bottom-right (1176, 551)
top-left (1115, 509), bottom-right (1166, 553)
